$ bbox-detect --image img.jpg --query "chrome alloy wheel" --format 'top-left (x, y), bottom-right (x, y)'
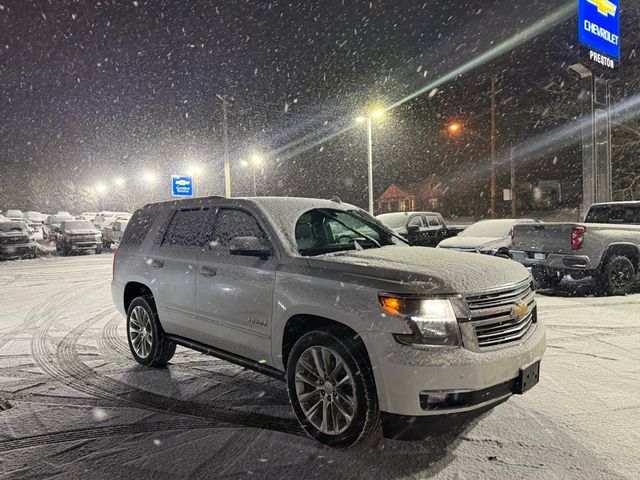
top-left (129, 305), bottom-right (153, 358)
top-left (294, 346), bottom-right (357, 435)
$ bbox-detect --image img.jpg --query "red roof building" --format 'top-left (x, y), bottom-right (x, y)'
top-left (376, 175), bottom-right (445, 213)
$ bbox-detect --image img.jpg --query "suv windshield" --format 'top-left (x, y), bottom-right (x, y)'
top-left (376, 213), bottom-right (409, 229)
top-left (0, 222), bottom-right (27, 233)
top-left (295, 208), bottom-right (401, 256)
top-left (460, 220), bottom-right (517, 238)
top-left (63, 221), bottom-right (94, 231)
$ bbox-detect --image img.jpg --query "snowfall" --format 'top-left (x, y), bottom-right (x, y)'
top-left (0, 254), bottom-right (638, 479)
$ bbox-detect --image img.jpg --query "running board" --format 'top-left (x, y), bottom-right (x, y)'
top-left (167, 334), bottom-right (285, 381)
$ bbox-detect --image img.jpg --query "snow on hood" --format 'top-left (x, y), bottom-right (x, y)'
top-left (438, 235), bottom-right (508, 250)
top-left (65, 229), bottom-right (99, 235)
top-left (308, 246), bottom-right (529, 295)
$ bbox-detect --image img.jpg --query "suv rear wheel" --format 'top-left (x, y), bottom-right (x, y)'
top-left (597, 255), bottom-right (635, 296)
top-left (126, 296), bottom-right (176, 367)
top-left (286, 329), bottom-right (381, 448)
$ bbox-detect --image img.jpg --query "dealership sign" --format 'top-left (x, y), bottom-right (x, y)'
top-left (171, 175), bottom-right (193, 197)
top-left (578, 0), bottom-right (620, 69)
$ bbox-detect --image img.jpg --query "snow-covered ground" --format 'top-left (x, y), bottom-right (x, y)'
top-left (0, 254), bottom-right (638, 479)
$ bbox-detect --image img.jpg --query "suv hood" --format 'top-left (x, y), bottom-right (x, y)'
top-left (65, 229), bottom-right (99, 235)
top-left (307, 246), bottom-right (528, 295)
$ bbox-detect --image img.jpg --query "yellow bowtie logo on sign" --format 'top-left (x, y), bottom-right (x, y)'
top-left (587, 0), bottom-right (617, 17)
top-left (175, 179), bottom-right (190, 186)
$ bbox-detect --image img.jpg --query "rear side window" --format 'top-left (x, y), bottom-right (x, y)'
top-left (120, 205), bottom-right (162, 247)
top-left (161, 208), bottom-right (211, 248)
top-left (209, 209), bottom-right (264, 248)
top-left (426, 215), bottom-right (441, 227)
top-left (408, 216), bottom-right (424, 227)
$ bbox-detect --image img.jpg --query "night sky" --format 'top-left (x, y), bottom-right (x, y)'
top-left (0, 0), bottom-right (637, 213)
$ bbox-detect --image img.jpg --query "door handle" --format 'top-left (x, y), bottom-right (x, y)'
top-left (200, 266), bottom-right (217, 277)
top-left (148, 258), bottom-right (164, 268)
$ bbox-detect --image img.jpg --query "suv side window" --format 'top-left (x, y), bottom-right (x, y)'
top-left (161, 208), bottom-right (211, 248)
top-left (209, 209), bottom-right (265, 248)
top-left (407, 216), bottom-right (424, 228)
top-left (426, 215), bottom-right (441, 227)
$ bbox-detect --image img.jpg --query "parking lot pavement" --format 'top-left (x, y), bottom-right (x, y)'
top-left (0, 255), bottom-right (638, 479)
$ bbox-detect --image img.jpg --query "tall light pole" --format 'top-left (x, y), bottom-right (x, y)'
top-left (356, 109), bottom-right (384, 215)
top-left (216, 94), bottom-right (232, 198)
top-left (490, 74), bottom-right (497, 218)
top-left (241, 153), bottom-right (264, 196)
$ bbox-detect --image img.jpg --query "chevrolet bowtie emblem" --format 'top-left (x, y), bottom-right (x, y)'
top-left (512, 302), bottom-right (528, 319)
top-left (587, 0), bottom-right (617, 17)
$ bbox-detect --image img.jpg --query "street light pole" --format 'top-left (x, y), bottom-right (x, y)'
top-left (216, 94), bottom-right (232, 198)
top-left (252, 169), bottom-right (257, 196)
top-left (367, 117), bottom-right (374, 215)
top-left (490, 74), bottom-right (497, 218)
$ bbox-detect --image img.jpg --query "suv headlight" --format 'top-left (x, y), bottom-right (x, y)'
top-left (378, 294), bottom-right (461, 347)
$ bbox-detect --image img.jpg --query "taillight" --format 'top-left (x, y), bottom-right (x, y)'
top-left (571, 226), bottom-right (585, 250)
top-left (112, 248), bottom-right (117, 279)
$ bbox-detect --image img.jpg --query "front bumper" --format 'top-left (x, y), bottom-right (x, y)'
top-left (360, 321), bottom-right (545, 418)
top-left (68, 241), bottom-right (101, 250)
top-left (511, 250), bottom-right (593, 271)
top-left (0, 244), bottom-right (37, 258)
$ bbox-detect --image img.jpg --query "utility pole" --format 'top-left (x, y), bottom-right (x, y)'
top-left (366, 117), bottom-right (374, 215)
top-left (510, 146), bottom-right (517, 217)
top-left (216, 94), bottom-right (231, 198)
top-left (490, 74), bottom-right (497, 218)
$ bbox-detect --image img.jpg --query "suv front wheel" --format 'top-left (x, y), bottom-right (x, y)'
top-left (286, 329), bottom-right (381, 448)
top-left (126, 296), bottom-right (176, 367)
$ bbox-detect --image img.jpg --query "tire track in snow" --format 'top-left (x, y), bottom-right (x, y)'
top-left (50, 300), bottom-right (301, 436)
top-left (0, 419), bottom-right (229, 453)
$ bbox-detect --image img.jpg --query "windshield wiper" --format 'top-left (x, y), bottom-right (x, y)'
top-left (321, 210), bottom-right (381, 249)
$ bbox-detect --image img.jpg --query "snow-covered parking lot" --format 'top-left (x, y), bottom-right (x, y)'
top-left (0, 255), bottom-right (638, 479)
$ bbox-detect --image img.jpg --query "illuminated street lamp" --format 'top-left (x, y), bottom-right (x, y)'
top-left (187, 165), bottom-right (204, 177)
top-left (447, 121), bottom-right (462, 135)
top-left (356, 107), bottom-right (385, 215)
top-left (142, 172), bottom-right (157, 185)
top-left (241, 153), bottom-right (264, 196)
top-left (95, 183), bottom-right (107, 194)
top-left (114, 177), bottom-right (125, 188)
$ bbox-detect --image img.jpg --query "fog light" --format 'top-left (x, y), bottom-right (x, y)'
top-left (419, 391), bottom-right (452, 409)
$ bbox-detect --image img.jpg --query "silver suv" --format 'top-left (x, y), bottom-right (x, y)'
top-left (112, 197), bottom-right (545, 447)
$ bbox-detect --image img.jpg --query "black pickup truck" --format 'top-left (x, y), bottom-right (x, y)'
top-left (376, 211), bottom-right (466, 247)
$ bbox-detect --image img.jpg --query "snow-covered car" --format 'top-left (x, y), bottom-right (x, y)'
top-left (93, 211), bottom-right (131, 229)
top-left (376, 211), bottom-right (466, 247)
top-left (102, 218), bottom-right (128, 249)
top-left (437, 218), bottom-right (537, 258)
top-left (0, 221), bottom-right (38, 260)
top-left (54, 220), bottom-right (102, 255)
top-left (112, 197), bottom-right (545, 447)
top-left (77, 212), bottom-right (97, 222)
top-left (24, 211), bottom-right (46, 237)
top-left (43, 212), bottom-right (75, 239)
top-left (5, 209), bottom-right (24, 221)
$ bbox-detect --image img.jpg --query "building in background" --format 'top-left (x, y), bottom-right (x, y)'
top-left (376, 175), bottom-right (445, 213)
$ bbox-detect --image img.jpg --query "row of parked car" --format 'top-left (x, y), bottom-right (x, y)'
top-left (0, 209), bottom-right (131, 260)
top-left (377, 201), bottom-right (640, 296)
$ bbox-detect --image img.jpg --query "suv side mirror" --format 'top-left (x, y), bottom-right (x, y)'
top-left (229, 236), bottom-right (272, 258)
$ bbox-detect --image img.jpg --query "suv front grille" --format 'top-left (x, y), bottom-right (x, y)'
top-left (0, 236), bottom-right (29, 245)
top-left (465, 282), bottom-right (536, 348)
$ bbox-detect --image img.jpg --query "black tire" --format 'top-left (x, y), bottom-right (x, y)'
top-left (532, 267), bottom-right (561, 289)
top-left (597, 255), bottom-right (635, 296)
top-left (95, 246), bottom-right (102, 254)
top-left (126, 295), bottom-right (176, 367)
top-left (286, 328), bottom-right (381, 448)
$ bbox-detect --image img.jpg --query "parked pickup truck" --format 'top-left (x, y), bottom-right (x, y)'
top-left (376, 211), bottom-right (466, 247)
top-left (511, 201), bottom-right (640, 295)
